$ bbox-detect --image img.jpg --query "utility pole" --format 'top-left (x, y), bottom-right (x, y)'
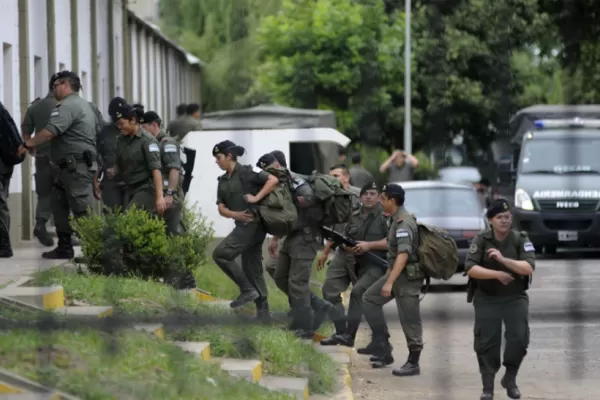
top-left (404, 0), bottom-right (412, 154)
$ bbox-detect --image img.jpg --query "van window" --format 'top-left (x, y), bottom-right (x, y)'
top-left (519, 136), bottom-right (600, 174)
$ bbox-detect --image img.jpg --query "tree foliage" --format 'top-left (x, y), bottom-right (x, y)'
top-left (158, 0), bottom-right (596, 153)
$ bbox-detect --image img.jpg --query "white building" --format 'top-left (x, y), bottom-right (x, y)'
top-left (0, 0), bottom-right (203, 245)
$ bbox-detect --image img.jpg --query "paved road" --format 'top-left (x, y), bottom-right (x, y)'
top-left (351, 251), bottom-right (600, 400)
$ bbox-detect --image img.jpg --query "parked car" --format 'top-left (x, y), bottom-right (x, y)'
top-left (438, 166), bottom-right (482, 185)
top-left (397, 180), bottom-right (488, 271)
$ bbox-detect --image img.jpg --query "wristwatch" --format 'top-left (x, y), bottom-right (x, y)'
top-left (165, 189), bottom-right (175, 196)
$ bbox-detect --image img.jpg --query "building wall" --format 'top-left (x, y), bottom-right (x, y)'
top-left (1, 0), bottom-right (202, 245)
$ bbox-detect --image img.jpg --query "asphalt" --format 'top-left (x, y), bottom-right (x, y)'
top-left (351, 250), bottom-right (600, 400)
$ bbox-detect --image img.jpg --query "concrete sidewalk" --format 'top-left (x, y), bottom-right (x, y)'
top-left (0, 241), bottom-right (81, 287)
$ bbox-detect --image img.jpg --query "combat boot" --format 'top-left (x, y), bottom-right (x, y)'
top-left (480, 374), bottom-right (494, 399)
top-left (500, 369), bottom-right (521, 399)
top-left (311, 296), bottom-right (333, 332)
top-left (333, 319), bottom-right (359, 348)
top-left (42, 233), bottom-right (74, 260)
top-left (255, 297), bottom-right (271, 323)
top-left (392, 350), bottom-right (421, 377)
top-left (370, 332), bottom-right (394, 369)
top-left (33, 221), bottom-right (54, 247)
top-left (320, 317), bottom-right (347, 346)
top-left (229, 278), bottom-right (259, 309)
top-left (357, 336), bottom-right (377, 355)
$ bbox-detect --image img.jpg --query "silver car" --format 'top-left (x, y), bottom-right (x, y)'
top-left (396, 180), bottom-right (488, 271)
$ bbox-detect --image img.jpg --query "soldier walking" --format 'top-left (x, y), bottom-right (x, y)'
top-left (465, 199), bottom-right (535, 400)
top-left (17, 71), bottom-right (99, 259)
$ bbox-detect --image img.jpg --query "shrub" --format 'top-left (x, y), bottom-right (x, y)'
top-left (72, 203), bottom-right (214, 280)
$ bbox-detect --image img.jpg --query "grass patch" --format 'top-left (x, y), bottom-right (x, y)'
top-left (0, 329), bottom-right (291, 400)
top-left (29, 267), bottom-right (338, 394)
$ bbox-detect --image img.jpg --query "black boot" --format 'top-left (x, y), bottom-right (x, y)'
top-left (335, 319), bottom-right (360, 347)
top-left (320, 318), bottom-right (346, 346)
top-left (370, 332), bottom-right (394, 369)
top-left (255, 297), bottom-right (271, 323)
top-left (480, 374), bottom-right (494, 400)
top-left (229, 277), bottom-right (259, 308)
top-left (392, 350), bottom-right (421, 376)
top-left (42, 233), bottom-right (74, 259)
top-left (500, 369), bottom-right (521, 399)
top-left (33, 221), bottom-right (53, 247)
top-left (357, 336), bottom-right (378, 355)
top-left (292, 308), bottom-right (314, 340)
top-left (311, 296), bottom-right (333, 332)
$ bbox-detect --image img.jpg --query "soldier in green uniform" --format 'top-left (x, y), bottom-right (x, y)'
top-left (94, 97), bottom-right (127, 211)
top-left (171, 103), bottom-right (202, 142)
top-left (166, 103), bottom-right (186, 138)
top-left (18, 71), bottom-right (99, 259)
top-left (320, 182), bottom-right (388, 347)
top-left (0, 156), bottom-right (13, 258)
top-left (465, 199), bottom-right (535, 400)
top-left (212, 141), bottom-right (279, 309)
top-left (361, 183), bottom-right (424, 377)
top-left (112, 102), bottom-right (165, 214)
top-left (141, 110), bottom-right (197, 289)
top-left (20, 74), bottom-right (59, 247)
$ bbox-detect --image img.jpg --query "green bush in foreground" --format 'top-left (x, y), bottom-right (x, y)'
top-left (72, 203), bottom-right (214, 281)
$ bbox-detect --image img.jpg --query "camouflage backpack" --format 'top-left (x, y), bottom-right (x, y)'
top-left (306, 172), bottom-right (354, 225)
top-left (255, 166), bottom-right (298, 237)
top-left (416, 222), bottom-right (459, 280)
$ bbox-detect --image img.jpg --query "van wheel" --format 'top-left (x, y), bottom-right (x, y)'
top-left (544, 245), bottom-right (557, 255)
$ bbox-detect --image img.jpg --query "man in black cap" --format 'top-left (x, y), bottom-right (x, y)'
top-left (94, 96), bottom-right (128, 212)
top-left (349, 152), bottom-right (374, 188)
top-left (320, 181), bottom-right (388, 348)
top-left (258, 151), bottom-right (332, 331)
top-left (361, 183), bottom-right (425, 377)
top-left (17, 70), bottom-right (99, 259)
top-left (21, 73), bottom-right (60, 247)
top-left (141, 110), bottom-right (197, 290)
top-left (465, 199), bottom-right (535, 400)
top-left (167, 103), bottom-right (187, 138)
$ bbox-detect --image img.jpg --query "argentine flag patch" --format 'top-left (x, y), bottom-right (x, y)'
top-left (148, 143), bottom-right (159, 152)
top-left (523, 242), bottom-right (535, 252)
top-left (396, 228), bottom-right (409, 238)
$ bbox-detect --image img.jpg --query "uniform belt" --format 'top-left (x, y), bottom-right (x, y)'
top-left (52, 158), bottom-right (87, 169)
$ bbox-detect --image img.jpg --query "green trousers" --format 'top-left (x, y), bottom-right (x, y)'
top-left (473, 294), bottom-right (530, 377)
top-left (212, 222), bottom-right (267, 298)
top-left (34, 155), bottom-right (53, 224)
top-left (100, 178), bottom-right (126, 212)
top-left (363, 271), bottom-right (424, 350)
top-left (0, 175), bottom-right (10, 249)
top-left (52, 162), bottom-right (95, 237)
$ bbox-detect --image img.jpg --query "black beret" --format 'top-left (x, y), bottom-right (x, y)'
top-left (257, 153), bottom-right (277, 169)
top-left (113, 103), bottom-right (135, 121)
top-left (141, 111), bottom-right (161, 124)
top-left (360, 181), bottom-right (379, 196)
top-left (108, 97), bottom-right (127, 119)
top-left (381, 183), bottom-right (405, 197)
top-left (486, 199), bottom-right (511, 219)
top-left (212, 140), bottom-right (237, 156)
top-left (270, 150), bottom-right (287, 168)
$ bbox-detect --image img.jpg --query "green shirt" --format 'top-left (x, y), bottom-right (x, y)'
top-left (217, 163), bottom-right (269, 224)
top-left (116, 126), bottom-right (162, 188)
top-left (45, 93), bottom-right (98, 163)
top-left (386, 206), bottom-right (420, 270)
top-left (173, 116), bottom-right (202, 142)
top-left (156, 130), bottom-right (182, 193)
top-left (345, 203), bottom-right (388, 260)
top-left (21, 93), bottom-right (57, 155)
top-left (465, 228), bottom-right (536, 296)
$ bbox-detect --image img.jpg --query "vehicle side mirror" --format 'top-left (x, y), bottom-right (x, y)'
top-left (497, 155), bottom-right (515, 185)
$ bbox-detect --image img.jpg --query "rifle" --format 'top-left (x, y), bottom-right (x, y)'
top-left (181, 146), bottom-right (196, 196)
top-left (321, 226), bottom-right (389, 270)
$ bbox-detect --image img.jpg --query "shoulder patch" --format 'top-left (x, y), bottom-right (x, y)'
top-left (252, 166), bottom-right (262, 174)
top-left (148, 143), bottom-right (159, 152)
top-left (469, 243), bottom-right (478, 254)
top-left (523, 242), bottom-right (535, 252)
top-left (164, 144), bottom-right (177, 153)
top-left (395, 228), bottom-right (409, 238)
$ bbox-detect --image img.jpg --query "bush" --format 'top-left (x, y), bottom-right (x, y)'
top-left (72, 203), bottom-right (214, 280)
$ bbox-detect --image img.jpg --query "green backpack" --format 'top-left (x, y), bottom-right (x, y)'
top-left (306, 172), bottom-right (354, 225)
top-left (416, 222), bottom-right (459, 280)
top-left (255, 166), bottom-right (298, 237)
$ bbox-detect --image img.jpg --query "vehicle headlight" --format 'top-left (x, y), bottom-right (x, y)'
top-left (514, 188), bottom-right (534, 211)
